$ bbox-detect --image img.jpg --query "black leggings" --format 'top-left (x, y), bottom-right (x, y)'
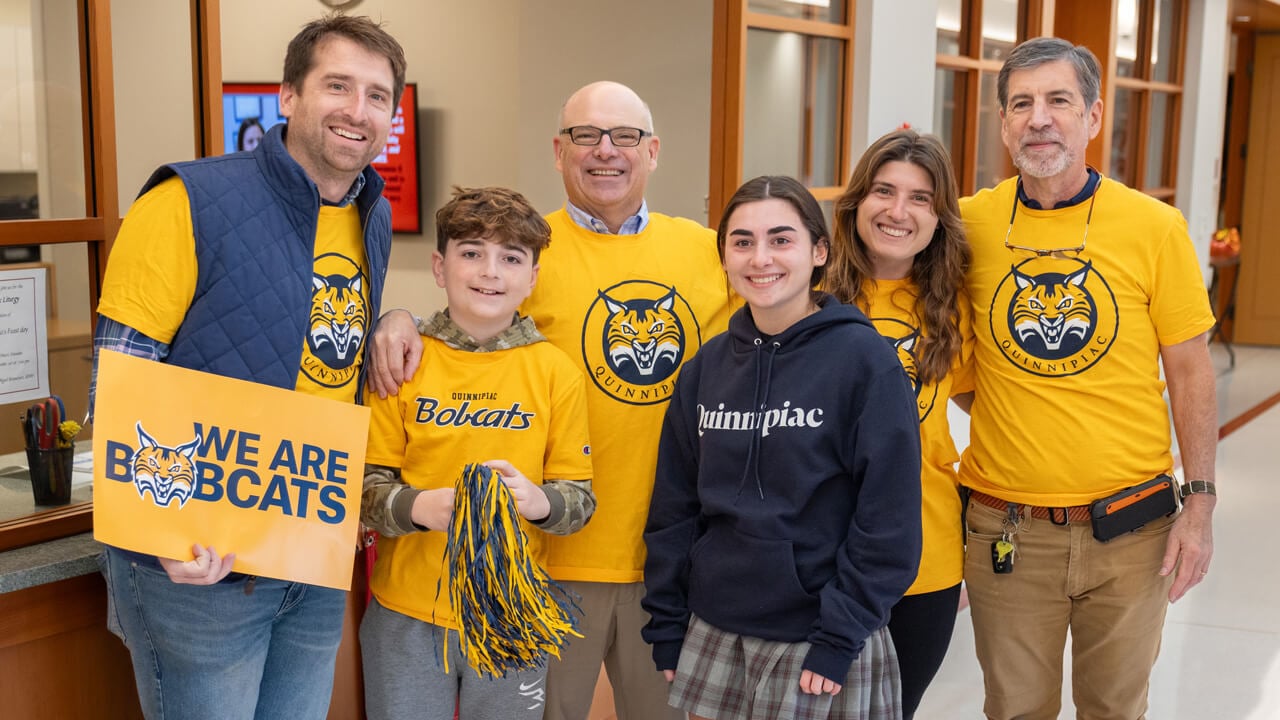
top-left (887, 583), bottom-right (963, 719)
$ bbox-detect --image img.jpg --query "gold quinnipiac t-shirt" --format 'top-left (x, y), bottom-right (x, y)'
top-left (523, 210), bottom-right (736, 584)
top-left (363, 337), bottom-right (592, 629)
top-left (958, 176), bottom-right (1214, 506)
top-left (863, 278), bottom-right (972, 595)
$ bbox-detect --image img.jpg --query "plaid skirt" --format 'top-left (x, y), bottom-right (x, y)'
top-left (668, 615), bottom-right (902, 720)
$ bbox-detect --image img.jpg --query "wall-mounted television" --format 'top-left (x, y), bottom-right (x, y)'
top-left (222, 82), bottom-right (421, 234)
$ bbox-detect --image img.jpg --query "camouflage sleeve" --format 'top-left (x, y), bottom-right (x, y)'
top-left (414, 314), bottom-right (430, 335)
top-left (362, 463), bottom-right (426, 537)
top-left (530, 479), bottom-right (596, 536)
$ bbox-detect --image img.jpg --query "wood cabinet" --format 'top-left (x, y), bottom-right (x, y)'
top-left (0, 572), bottom-right (144, 719)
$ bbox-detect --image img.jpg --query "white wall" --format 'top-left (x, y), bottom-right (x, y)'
top-left (1176, 0), bottom-right (1231, 281)
top-left (851, 0), bottom-right (940, 159)
top-left (113, 0), bottom-right (195, 209)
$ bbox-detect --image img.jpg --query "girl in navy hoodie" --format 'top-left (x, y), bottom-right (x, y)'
top-left (642, 175), bottom-right (923, 720)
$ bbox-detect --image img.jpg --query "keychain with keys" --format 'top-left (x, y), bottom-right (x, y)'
top-left (991, 532), bottom-right (1015, 574)
top-left (991, 503), bottom-right (1020, 574)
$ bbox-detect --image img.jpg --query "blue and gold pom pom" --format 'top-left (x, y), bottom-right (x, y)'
top-left (440, 463), bottom-right (581, 678)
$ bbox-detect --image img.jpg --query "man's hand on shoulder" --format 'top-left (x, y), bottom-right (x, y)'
top-left (368, 309), bottom-right (422, 398)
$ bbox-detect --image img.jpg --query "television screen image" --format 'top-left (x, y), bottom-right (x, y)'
top-left (222, 82), bottom-right (421, 234)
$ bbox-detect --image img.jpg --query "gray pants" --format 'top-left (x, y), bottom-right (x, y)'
top-left (360, 598), bottom-right (547, 720)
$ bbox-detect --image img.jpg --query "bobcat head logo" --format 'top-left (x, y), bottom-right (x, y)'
top-left (309, 271), bottom-right (365, 369)
top-left (302, 253), bottom-right (367, 389)
top-left (130, 423), bottom-right (202, 508)
top-left (990, 257), bottom-right (1118, 378)
top-left (1009, 262), bottom-right (1096, 356)
top-left (871, 317), bottom-right (936, 422)
top-left (599, 287), bottom-right (684, 383)
top-left (581, 280), bottom-right (702, 406)
top-left (892, 329), bottom-right (921, 397)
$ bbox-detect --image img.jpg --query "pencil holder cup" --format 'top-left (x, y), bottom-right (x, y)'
top-left (27, 444), bottom-right (75, 506)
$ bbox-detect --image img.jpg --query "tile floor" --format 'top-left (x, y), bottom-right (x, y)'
top-left (916, 342), bottom-right (1280, 719)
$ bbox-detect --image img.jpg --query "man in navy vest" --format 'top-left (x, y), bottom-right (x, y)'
top-left (93, 14), bottom-right (404, 720)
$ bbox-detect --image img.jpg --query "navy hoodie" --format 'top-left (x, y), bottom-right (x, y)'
top-left (642, 294), bottom-right (923, 682)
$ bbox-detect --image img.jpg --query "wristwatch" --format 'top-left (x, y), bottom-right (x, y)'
top-left (1180, 480), bottom-right (1217, 499)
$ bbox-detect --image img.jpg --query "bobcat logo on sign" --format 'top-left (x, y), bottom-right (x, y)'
top-left (130, 422), bottom-right (202, 508)
top-left (581, 281), bottom-right (703, 406)
top-left (989, 258), bottom-right (1119, 377)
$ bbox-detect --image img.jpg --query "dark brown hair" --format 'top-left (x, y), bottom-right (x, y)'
top-left (825, 129), bottom-right (970, 385)
top-left (717, 175), bottom-right (829, 288)
top-left (435, 186), bottom-right (551, 262)
top-left (282, 14), bottom-right (407, 108)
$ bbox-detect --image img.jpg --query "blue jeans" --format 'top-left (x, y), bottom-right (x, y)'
top-left (100, 547), bottom-right (346, 720)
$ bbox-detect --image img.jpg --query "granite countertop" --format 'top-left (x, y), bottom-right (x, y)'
top-left (0, 447), bottom-right (101, 594)
top-left (0, 532), bottom-right (103, 594)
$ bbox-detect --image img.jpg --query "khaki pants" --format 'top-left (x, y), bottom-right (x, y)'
top-left (963, 499), bottom-right (1176, 720)
top-left (544, 580), bottom-right (682, 720)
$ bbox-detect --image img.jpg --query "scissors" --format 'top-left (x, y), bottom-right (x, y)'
top-left (27, 396), bottom-right (64, 450)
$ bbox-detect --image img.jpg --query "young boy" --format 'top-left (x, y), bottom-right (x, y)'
top-left (359, 186), bottom-right (595, 720)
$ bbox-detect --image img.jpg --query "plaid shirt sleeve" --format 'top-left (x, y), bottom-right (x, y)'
top-left (89, 315), bottom-right (170, 421)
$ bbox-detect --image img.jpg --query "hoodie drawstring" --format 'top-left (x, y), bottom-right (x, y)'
top-left (736, 338), bottom-right (781, 500)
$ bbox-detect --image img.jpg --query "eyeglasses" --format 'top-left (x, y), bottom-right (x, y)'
top-left (559, 125), bottom-right (651, 147)
top-left (1003, 189), bottom-right (1096, 259)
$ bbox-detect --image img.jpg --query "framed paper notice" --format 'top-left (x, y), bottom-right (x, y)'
top-left (0, 267), bottom-right (49, 404)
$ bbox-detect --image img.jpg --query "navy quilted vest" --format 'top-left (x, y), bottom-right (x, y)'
top-left (137, 123), bottom-right (391, 401)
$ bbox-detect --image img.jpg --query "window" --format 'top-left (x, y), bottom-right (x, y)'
top-left (1110, 0), bottom-right (1185, 200)
top-left (934, 0), bottom-right (1024, 194)
top-left (710, 0), bottom-right (855, 226)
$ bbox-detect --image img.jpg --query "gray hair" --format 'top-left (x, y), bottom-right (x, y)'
top-left (997, 37), bottom-right (1102, 109)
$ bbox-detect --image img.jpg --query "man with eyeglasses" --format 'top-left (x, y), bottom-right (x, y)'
top-left (369, 81), bottom-right (733, 720)
top-left (955, 37), bottom-right (1218, 719)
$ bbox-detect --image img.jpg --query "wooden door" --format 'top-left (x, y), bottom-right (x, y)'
top-left (1236, 34), bottom-right (1280, 345)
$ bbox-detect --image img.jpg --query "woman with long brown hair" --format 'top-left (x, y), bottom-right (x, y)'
top-left (824, 128), bottom-right (973, 719)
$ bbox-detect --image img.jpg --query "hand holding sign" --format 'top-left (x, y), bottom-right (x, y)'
top-left (159, 544), bottom-right (237, 585)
